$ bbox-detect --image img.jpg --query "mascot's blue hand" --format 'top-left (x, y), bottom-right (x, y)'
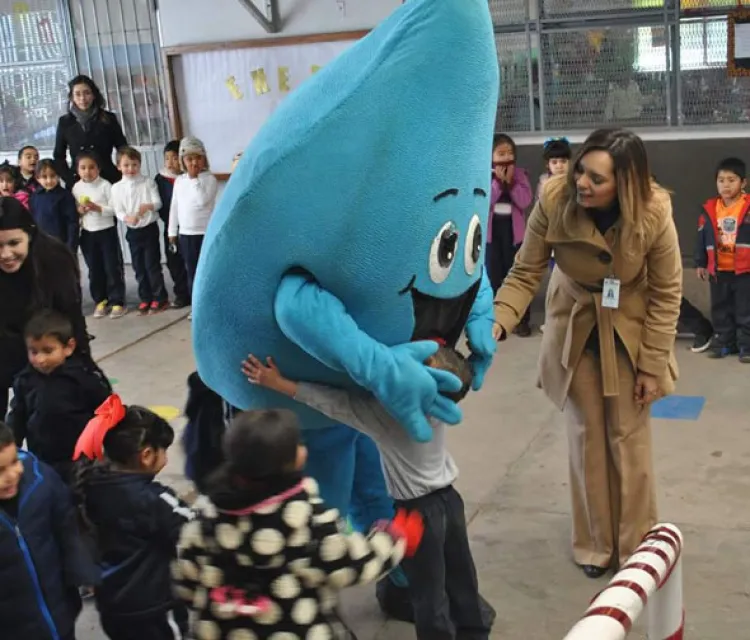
top-left (375, 341), bottom-right (459, 443)
top-left (425, 366), bottom-right (463, 425)
top-left (465, 267), bottom-right (496, 390)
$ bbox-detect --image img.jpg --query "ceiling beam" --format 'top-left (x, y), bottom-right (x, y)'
top-left (237, 0), bottom-right (280, 33)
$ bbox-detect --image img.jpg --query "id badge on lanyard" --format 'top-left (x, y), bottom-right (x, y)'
top-left (602, 277), bottom-right (621, 309)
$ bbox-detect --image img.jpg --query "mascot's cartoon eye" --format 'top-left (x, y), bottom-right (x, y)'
top-left (429, 222), bottom-right (458, 284)
top-left (464, 215), bottom-right (482, 275)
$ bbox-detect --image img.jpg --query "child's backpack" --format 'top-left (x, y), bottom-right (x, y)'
top-left (182, 372), bottom-right (227, 492)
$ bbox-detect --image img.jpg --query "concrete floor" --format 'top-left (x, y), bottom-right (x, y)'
top-left (74, 267), bottom-right (747, 639)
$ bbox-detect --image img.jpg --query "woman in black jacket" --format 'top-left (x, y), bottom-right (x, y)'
top-left (0, 197), bottom-right (90, 417)
top-left (54, 75), bottom-right (128, 187)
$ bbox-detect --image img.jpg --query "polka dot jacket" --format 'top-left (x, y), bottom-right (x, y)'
top-left (173, 476), bottom-right (406, 639)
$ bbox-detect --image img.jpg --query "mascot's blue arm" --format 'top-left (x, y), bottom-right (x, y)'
top-left (274, 272), bottom-right (464, 443)
top-left (464, 267), bottom-right (497, 391)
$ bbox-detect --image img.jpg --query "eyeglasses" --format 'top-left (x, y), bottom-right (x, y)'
top-left (544, 136), bottom-right (569, 149)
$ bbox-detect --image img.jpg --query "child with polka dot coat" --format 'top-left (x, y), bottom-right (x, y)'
top-left (173, 409), bottom-right (422, 640)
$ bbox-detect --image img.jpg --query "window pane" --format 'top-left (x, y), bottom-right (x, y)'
top-left (489, 0), bottom-right (528, 25)
top-left (495, 33), bottom-right (538, 132)
top-left (679, 19), bottom-right (750, 124)
top-left (0, 3), bottom-right (72, 151)
top-left (541, 27), bottom-right (668, 129)
top-left (542, 0), bottom-right (663, 18)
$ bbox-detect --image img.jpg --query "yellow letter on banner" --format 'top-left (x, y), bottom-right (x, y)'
top-left (278, 66), bottom-right (291, 93)
top-left (251, 68), bottom-right (270, 96)
top-left (311, 65), bottom-right (322, 75)
top-left (225, 76), bottom-right (244, 100)
top-left (12, 2), bottom-right (29, 13)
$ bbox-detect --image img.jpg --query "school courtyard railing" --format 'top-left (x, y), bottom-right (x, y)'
top-left (563, 523), bottom-right (684, 640)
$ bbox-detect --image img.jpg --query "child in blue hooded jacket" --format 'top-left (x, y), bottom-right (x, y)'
top-left (0, 421), bottom-right (99, 640)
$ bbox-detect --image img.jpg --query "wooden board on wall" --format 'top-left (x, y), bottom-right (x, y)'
top-left (162, 31), bottom-right (368, 179)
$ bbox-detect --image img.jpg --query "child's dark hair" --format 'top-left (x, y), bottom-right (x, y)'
top-left (543, 137), bottom-right (572, 162)
top-left (716, 157), bottom-right (746, 181)
top-left (493, 133), bottom-right (517, 158)
top-left (432, 346), bottom-right (473, 403)
top-left (0, 421), bottom-right (15, 450)
top-left (76, 151), bottom-right (101, 169)
top-left (24, 309), bottom-right (74, 345)
top-left (35, 159), bottom-right (58, 178)
top-left (164, 140), bottom-right (180, 156)
top-left (73, 406), bottom-right (175, 538)
top-left (206, 410), bottom-right (301, 501)
top-left (0, 162), bottom-right (20, 191)
top-left (18, 145), bottom-right (38, 160)
top-left (103, 405), bottom-right (175, 468)
top-left (117, 146), bottom-right (142, 164)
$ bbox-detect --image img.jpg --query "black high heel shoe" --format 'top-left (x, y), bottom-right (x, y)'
top-left (580, 564), bottom-right (608, 579)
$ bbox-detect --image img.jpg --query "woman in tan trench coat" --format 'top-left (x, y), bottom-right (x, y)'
top-left (492, 129), bottom-right (682, 578)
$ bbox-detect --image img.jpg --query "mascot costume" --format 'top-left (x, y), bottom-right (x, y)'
top-left (193, 0), bottom-right (499, 620)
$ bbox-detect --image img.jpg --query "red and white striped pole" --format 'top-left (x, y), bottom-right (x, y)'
top-left (563, 523), bottom-right (684, 640)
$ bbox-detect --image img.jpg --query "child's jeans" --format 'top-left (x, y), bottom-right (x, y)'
top-left (395, 485), bottom-right (495, 640)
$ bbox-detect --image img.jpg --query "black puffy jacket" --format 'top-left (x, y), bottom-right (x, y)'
top-left (7, 356), bottom-right (111, 483)
top-left (0, 452), bottom-right (99, 640)
top-left (79, 463), bottom-right (194, 621)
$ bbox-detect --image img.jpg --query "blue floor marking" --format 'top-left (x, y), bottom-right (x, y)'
top-left (650, 395), bottom-right (706, 421)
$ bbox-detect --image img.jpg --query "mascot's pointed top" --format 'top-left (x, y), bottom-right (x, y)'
top-left (193, 0), bottom-right (499, 420)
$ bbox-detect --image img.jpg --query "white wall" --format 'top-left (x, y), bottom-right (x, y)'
top-left (157, 0), bottom-right (401, 47)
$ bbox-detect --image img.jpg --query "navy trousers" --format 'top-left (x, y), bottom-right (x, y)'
top-left (126, 223), bottom-right (167, 304)
top-left (80, 226), bottom-right (125, 306)
top-left (179, 234), bottom-right (204, 298)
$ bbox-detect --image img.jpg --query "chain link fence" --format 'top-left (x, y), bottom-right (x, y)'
top-left (493, 0), bottom-right (750, 132)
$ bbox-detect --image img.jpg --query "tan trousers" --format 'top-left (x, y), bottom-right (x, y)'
top-left (564, 348), bottom-right (658, 568)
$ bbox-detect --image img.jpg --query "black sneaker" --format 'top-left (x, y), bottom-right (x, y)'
top-left (690, 334), bottom-right (713, 353)
top-left (708, 345), bottom-right (739, 359)
top-left (171, 298), bottom-right (190, 309)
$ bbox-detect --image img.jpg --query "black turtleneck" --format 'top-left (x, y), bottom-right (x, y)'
top-left (585, 199), bottom-right (622, 357)
top-left (588, 199), bottom-right (620, 238)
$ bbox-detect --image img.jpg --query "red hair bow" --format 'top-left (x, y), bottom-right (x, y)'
top-left (73, 394), bottom-right (126, 461)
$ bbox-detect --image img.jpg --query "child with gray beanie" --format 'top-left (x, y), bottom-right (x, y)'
top-left (167, 136), bottom-right (218, 305)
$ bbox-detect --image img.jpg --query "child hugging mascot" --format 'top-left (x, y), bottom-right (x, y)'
top-left (193, 0), bottom-right (499, 622)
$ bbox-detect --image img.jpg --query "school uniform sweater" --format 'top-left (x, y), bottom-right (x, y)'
top-left (72, 177), bottom-right (116, 232)
top-left (167, 172), bottom-right (218, 237)
top-left (29, 185), bottom-right (79, 251)
top-left (154, 170), bottom-right (179, 227)
top-left (296, 383), bottom-right (458, 501)
top-left (111, 175), bottom-right (161, 230)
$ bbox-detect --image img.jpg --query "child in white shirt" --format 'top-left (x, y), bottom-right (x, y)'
top-left (167, 137), bottom-right (218, 298)
top-left (72, 152), bottom-right (127, 319)
top-left (111, 146), bottom-right (168, 315)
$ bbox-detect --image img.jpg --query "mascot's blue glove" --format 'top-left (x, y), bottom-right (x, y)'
top-left (464, 267), bottom-right (496, 391)
top-left (275, 273), bottom-right (462, 443)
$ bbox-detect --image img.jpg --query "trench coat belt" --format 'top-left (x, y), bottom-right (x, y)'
top-left (558, 277), bottom-right (620, 398)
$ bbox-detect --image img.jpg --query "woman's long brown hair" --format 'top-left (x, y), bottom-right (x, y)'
top-left (561, 128), bottom-right (658, 256)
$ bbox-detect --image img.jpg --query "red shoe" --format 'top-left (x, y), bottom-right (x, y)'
top-left (149, 300), bottom-right (169, 315)
top-left (137, 302), bottom-right (150, 316)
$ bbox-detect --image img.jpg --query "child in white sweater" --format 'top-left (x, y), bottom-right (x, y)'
top-left (111, 146), bottom-right (169, 315)
top-left (72, 152), bottom-right (127, 319)
top-left (168, 136), bottom-right (218, 299)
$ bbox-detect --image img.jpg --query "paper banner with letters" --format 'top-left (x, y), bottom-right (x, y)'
top-left (172, 39), bottom-right (356, 173)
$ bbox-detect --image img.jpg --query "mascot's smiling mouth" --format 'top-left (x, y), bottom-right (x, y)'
top-left (400, 276), bottom-right (481, 347)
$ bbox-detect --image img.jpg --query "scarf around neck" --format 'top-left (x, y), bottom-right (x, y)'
top-left (70, 104), bottom-right (99, 132)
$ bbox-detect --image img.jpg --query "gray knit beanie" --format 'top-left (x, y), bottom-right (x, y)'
top-left (179, 136), bottom-right (207, 159)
